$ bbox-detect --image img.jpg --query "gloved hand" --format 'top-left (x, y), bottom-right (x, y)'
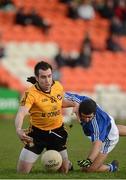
top-left (77, 158), bottom-right (92, 168)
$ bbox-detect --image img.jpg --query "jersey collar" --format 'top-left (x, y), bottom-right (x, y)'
top-left (34, 81), bottom-right (55, 94)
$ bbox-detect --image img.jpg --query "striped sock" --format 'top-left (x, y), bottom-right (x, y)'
top-left (107, 160), bottom-right (119, 172)
top-left (108, 164), bottom-right (113, 172)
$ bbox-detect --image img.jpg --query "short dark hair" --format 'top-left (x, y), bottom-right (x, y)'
top-left (34, 61), bottom-right (52, 76)
top-left (79, 99), bottom-right (97, 115)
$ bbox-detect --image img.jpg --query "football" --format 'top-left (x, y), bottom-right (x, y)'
top-left (41, 150), bottom-right (62, 171)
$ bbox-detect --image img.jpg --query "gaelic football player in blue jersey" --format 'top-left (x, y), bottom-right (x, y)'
top-left (65, 92), bottom-right (126, 173)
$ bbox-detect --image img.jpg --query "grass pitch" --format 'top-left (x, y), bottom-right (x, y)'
top-left (0, 118), bottom-right (126, 179)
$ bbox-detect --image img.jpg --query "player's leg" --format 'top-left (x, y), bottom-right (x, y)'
top-left (48, 125), bottom-right (72, 173)
top-left (59, 149), bottom-right (70, 173)
top-left (82, 122), bottom-right (119, 173)
top-left (17, 148), bottom-right (39, 173)
top-left (17, 126), bottom-right (44, 173)
top-left (90, 120), bottom-right (119, 172)
top-left (117, 124), bottom-right (126, 136)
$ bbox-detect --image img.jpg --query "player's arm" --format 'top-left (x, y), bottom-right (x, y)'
top-left (87, 119), bottom-right (104, 162)
top-left (78, 140), bottom-right (102, 169)
top-left (78, 122), bottom-right (103, 168)
top-left (15, 106), bottom-right (33, 144)
top-left (62, 96), bottom-right (80, 122)
top-left (87, 140), bottom-right (102, 162)
top-left (62, 98), bottom-right (77, 108)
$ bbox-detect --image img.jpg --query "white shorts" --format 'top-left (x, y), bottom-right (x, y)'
top-left (19, 148), bottom-right (68, 163)
top-left (100, 116), bottom-right (119, 154)
top-left (19, 148), bottom-right (39, 163)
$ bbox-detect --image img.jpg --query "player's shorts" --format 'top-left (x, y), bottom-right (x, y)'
top-left (100, 116), bottom-right (119, 154)
top-left (24, 125), bottom-right (68, 154)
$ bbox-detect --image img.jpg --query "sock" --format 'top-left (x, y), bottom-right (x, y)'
top-left (108, 164), bottom-right (113, 172)
top-left (108, 162), bottom-right (118, 172)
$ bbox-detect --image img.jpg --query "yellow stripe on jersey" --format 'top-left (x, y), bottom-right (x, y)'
top-left (20, 81), bottom-right (64, 131)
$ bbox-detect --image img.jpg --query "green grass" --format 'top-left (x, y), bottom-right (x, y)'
top-left (0, 118), bottom-right (126, 179)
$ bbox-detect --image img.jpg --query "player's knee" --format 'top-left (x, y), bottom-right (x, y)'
top-left (17, 160), bottom-right (33, 174)
top-left (59, 160), bottom-right (70, 173)
top-left (17, 166), bottom-right (31, 174)
top-left (59, 166), bottom-right (68, 173)
top-left (17, 169), bottom-right (30, 174)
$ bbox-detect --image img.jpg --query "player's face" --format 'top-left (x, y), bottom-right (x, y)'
top-left (36, 68), bottom-right (53, 92)
top-left (80, 112), bottom-right (95, 122)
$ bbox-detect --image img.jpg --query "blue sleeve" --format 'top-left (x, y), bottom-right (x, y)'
top-left (65, 92), bottom-right (89, 103)
top-left (90, 117), bottom-right (110, 142)
top-left (90, 118), bottom-right (100, 142)
top-left (98, 121), bottom-right (111, 142)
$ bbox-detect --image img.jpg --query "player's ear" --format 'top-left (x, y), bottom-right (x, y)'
top-left (35, 76), bottom-right (39, 82)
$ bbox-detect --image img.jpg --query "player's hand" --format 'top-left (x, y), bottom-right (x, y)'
top-left (16, 129), bottom-right (33, 146)
top-left (77, 159), bottom-right (92, 168)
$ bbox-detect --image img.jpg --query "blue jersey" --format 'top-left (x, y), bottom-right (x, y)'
top-left (65, 92), bottom-right (112, 142)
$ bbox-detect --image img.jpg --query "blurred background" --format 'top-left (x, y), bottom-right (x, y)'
top-left (0, 0), bottom-right (126, 121)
